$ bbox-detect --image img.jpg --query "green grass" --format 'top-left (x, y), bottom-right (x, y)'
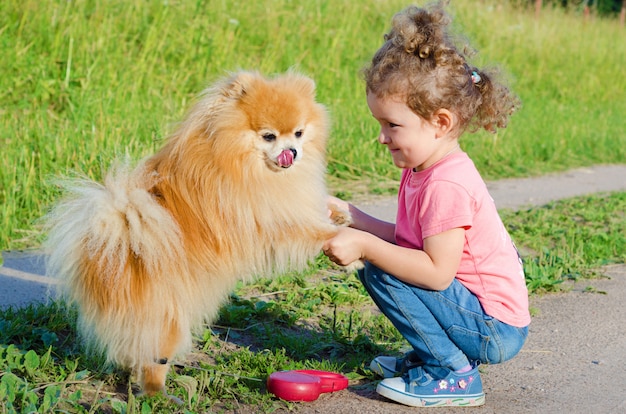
top-left (501, 192), bottom-right (626, 292)
top-left (1, 0), bottom-right (625, 411)
top-left (1, 0), bottom-right (626, 249)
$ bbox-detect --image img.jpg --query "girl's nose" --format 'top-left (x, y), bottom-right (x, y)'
top-left (378, 131), bottom-right (390, 145)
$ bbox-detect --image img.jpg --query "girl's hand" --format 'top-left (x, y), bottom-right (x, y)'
top-left (322, 227), bottom-right (367, 266)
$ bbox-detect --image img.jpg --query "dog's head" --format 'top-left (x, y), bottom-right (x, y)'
top-left (193, 71), bottom-right (329, 174)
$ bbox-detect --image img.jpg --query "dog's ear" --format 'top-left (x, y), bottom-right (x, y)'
top-left (298, 76), bottom-right (316, 98)
top-left (286, 72), bottom-right (316, 98)
top-left (220, 71), bottom-right (258, 99)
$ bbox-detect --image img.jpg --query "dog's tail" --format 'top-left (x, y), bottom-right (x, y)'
top-left (45, 160), bottom-right (191, 370)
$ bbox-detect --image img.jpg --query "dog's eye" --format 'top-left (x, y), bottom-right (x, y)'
top-left (262, 133), bottom-right (276, 142)
top-left (294, 130), bottom-right (303, 138)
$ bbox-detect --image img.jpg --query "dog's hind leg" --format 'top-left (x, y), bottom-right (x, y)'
top-left (140, 319), bottom-right (184, 401)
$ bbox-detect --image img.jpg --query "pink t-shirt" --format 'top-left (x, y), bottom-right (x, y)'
top-left (395, 152), bottom-right (530, 327)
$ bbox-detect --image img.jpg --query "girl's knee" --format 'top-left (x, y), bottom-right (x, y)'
top-left (358, 262), bottom-right (396, 303)
top-left (358, 262), bottom-right (381, 288)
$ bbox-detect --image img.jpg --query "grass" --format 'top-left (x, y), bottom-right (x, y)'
top-left (1, 0), bottom-right (626, 249)
top-left (501, 192), bottom-right (626, 292)
top-left (1, 0), bottom-right (625, 412)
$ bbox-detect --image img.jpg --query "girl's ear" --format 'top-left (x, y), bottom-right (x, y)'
top-left (432, 109), bottom-right (456, 138)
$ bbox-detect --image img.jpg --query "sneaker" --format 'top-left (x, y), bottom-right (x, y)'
top-left (376, 365), bottom-right (485, 407)
top-left (369, 350), bottom-right (422, 378)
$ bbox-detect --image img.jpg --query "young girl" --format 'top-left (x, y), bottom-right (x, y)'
top-left (323, 2), bottom-right (530, 408)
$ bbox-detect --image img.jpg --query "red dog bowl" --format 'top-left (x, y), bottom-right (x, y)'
top-left (293, 370), bottom-right (349, 393)
top-left (267, 370), bottom-right (349, 402)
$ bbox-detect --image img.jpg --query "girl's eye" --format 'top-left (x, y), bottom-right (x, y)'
top-left (389, 122), bottom-right (399, 128)
top-left (263, 133), bottom-right (276, 142)
top-left (295, 130), bottom-right (303, 138)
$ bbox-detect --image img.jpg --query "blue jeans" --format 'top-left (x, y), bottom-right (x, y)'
top-left (359, 262), bottom-right (528, 379)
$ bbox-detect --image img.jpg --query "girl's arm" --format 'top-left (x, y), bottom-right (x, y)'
top-left (323, 226), bottom-right (464, 291)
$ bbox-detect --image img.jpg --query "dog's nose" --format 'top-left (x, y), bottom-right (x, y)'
top-left (289, 148), bottom-right (297, 158)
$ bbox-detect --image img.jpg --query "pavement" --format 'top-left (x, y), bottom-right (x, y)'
top-left (1, 164), bottom-right (625, 413)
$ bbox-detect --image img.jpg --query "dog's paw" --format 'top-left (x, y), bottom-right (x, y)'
top-left (327, 201), bottom-right (364, 273)
top-left (328, 203), bottom-right (352, 227)
top-left (342, 259), bottom-right (365, 274)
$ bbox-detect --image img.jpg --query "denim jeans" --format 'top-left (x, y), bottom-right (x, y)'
top-left (359, 262), bottom-right (528, 379)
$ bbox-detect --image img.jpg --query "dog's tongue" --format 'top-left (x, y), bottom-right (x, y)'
top-left (277, 149), bottom-right (294, 168)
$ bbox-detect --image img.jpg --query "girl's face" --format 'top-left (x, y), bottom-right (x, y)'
top-left (367, 93), bottom-right (449, 171)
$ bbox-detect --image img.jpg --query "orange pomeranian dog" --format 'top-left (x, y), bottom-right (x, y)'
top-left (44, 71), bottom-right (356, 397)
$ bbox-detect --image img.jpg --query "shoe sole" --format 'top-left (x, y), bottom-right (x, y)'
top-left (376, 382), bottom-right (485, 407)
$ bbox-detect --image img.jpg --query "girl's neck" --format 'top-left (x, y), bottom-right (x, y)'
top-left (412, 142), bottom-right (461, 173)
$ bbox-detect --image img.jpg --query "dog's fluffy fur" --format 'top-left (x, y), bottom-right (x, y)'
top-left (45, 71), bottom-right (350, 396)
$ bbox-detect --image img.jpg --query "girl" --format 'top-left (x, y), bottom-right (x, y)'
top-left (323, 2), bottom-right (530, 408)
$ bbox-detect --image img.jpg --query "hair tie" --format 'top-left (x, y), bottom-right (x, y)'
top-left (417, 45), bottom-right (430, 59)
top-left (471, 71), bottom-right (481, 84)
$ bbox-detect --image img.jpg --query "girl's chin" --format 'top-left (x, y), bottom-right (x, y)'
top-left (389, 153), bottom-right (402, 164)
top-left (390, 157), bottom-right (410, 169)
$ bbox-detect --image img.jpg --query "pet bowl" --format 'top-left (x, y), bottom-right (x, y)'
top-left (267, 370), bottom-right (348, 402)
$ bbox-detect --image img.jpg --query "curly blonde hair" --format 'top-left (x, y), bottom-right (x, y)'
top-left (363, 1), bottom-right (520, 134)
